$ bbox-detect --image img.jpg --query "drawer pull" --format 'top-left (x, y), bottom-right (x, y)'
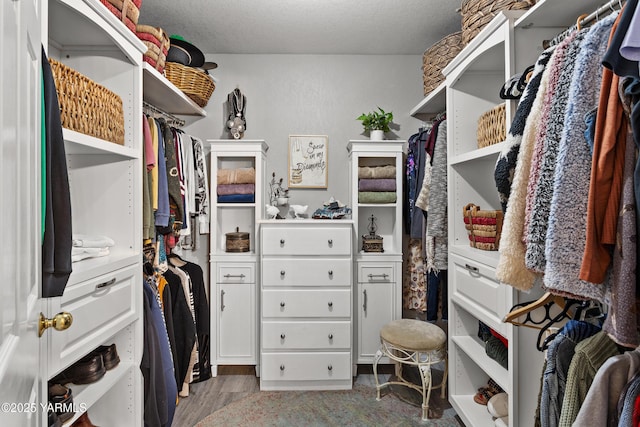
top-left (280, 270), bottom-right (286, 276)
top-left (328, 239), bottom-right (333, 245)
top-left (328, 270), bottom-right (333, 276)
top-left (223, 273), bottom-right (246, 279)
top-left (280, 364), bottom-right (285, 371)
top-left (328, 333), bottom-right (334, 340)
top-left (328, 301), bottom-right (333, 308)
top-left (368, 273), bottom-right (389, 281)
top-left (327, 364), bottom-right (333, 371)
top-left (220, 290), bottom-right (225, 311)
top-left (280, 334), bottom-right (286, 340)
top-left (465, 264), bottom-right (480, 273)
top-left (280, 239), bottom-right (285, 245)
top-left (363, 289), bottom-right (368, 312)
top-left (280, 301), bottom-right (286, 308)
top-left (95, 278), bottom-right (116, 290)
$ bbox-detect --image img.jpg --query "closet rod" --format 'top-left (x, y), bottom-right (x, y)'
top-left (578, 0), bottom-right (625, 28)
top-left (143, 101), bottom-right (185, 128)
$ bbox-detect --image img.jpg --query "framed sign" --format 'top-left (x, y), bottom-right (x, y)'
top-left (288, 135), bottom-right (328, 188)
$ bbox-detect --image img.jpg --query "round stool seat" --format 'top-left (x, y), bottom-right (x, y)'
top-left (380, 319), bottom-right (446, 351)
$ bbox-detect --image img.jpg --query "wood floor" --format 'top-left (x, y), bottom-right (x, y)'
top-left (172, 365), bottom-right (393, 426)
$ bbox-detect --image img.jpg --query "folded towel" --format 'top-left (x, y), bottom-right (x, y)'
top-left (217, 167), bottom-right (255, 185)
top-left (72, 247), bottom-right (110, 262)
top-left (72, 247), bottom-right (109, 256)
top-left (217, 194), bottom-right (255, 203)
top-left (217, 183), bottom-right (255, 196)
top-left (358, 191), bottom-right (397, 204)
top-left (358, 165), bottom-right (396, 179)
top-left (72, 234), bottom-right (115, 248)
top-left (358, 178), bottom-right (396, 192)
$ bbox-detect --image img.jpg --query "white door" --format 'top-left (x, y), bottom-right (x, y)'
top-left (0, 0), bottom-right (44, 426)
top-left (358, 282), bottom-right (393, 360)
top-left (219, 283), bottom-right (255, 359)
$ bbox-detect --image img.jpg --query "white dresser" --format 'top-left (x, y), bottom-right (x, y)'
top-left (259, 220), bottom-right (354, 390)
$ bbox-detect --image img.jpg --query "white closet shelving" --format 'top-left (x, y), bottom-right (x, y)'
top-left (347, 140), bottom-right (404, 366)
top-left (45, 0), bottom-right (146, 425)
top-left (411, 1), bottom-right (606, 425)
top-left (142, 63), bottom-right (207, 117)
top-left (208, 140), bottom-right (268, 377)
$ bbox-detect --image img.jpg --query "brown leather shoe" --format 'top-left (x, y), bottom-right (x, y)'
top-left (48, 383), bottom-right (74, 422)
top-left (90, 344), bottom-right (120, 370)
top-left (71, 412), bottom-right (98, 427)
top-left (51, 353), bottom-right (106, 385)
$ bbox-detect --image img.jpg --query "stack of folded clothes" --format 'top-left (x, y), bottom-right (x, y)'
top-left (72, 234), bottom-right (115, 263)
top-left (216, 167), bottom-right (255, 203)
top-left (358, 164), bottom-right (397, 203)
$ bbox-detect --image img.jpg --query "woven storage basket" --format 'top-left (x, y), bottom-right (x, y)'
top-left (461, 0), bottom-right (536, 45)
top-left (165, 62), bottom-right (215, 107)
top-left (99, 0), bottom-right (141, 33)
top-left (477, 103), bottom-right (506, 148)
top-left (49, 58), bottom-right (125, 145)
top-left (422, 31), bottom-right (463, 96)
top-left (463, 203), bottom-right (503, 251)
top-left (136, 25), bottom-right (170, 73)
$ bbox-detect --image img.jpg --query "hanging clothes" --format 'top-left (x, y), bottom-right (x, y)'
top-left (191, 136), bottom-right (210, 234)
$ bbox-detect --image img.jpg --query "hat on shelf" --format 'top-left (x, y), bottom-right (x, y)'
top-left (166, 34), bottom-right (205, 68)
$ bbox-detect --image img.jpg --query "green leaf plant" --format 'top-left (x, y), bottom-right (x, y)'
top-left (357, 107), bottom-right (394, 133)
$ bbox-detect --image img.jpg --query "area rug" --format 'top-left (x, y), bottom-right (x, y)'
top-left (196, 376), bottom-right (461, 427)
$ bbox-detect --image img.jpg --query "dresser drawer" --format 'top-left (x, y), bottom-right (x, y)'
top-left (358, 263), bottom-right (394, 283)
top-left (217, 263), bottom-right (255, 283)
top-left (261, 352), bottom-right (351, 381)
top-left (53, 265), bottom-right (138, 373)
top-left (262, 258), bottom-right (351, 287)
top-left (262, 289), bottom-right (350, 318)
top-left (262, 321), bottom-right (351, 350)
top-left (451, 253), bottom-right (509, 325)
top-left (262, 226), bottom-right (351, 256)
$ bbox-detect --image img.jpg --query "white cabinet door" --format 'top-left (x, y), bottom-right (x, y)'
top-left (0, 0), bottom-right (44, 426)
top-left (358, 282), bottom-right (393, 360)
top-left (218, 283), bottom-right (255, 360)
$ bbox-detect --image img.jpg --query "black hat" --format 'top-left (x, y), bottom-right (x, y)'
top-left (167, 34), bottom-right (205, 68)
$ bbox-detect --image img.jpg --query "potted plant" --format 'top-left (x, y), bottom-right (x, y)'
top-left (357, 107), bottom-right (394, 140)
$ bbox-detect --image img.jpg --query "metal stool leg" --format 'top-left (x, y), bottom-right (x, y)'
top-left (373, 349), bottom-right (384, 401)
top-left (418, 364), bottom-right (433, 421)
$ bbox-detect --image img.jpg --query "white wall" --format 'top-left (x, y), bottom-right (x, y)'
top-left (179, 54), bottom-right (424, 280)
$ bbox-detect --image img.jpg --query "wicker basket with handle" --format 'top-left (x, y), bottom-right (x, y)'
top-left (165, 62), bottom-right (215, 107)
top-left (49, 58), bottom-right (125, 145)
top-left (98, 0), bottom-right (141, 33)
top-left (136, 25), bottom-right (170, 73)
top-left (422, 31), bottom-right (463, 97)
top-left (463, 203), bottom-right (503, 251)
top-left (461, 0), bottom-right (536, 46)
top-left (477, 103), bottom-right (506, 148)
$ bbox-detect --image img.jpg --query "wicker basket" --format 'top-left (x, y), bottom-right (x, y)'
top-left (477, 103), bottom-right (506, 148)
top-left (422, 31), bottom-right (463, 96)
top-left (49, 58), bottom-right (125, 145)
top-left (99, 0), bottom-right (141, 33)
top-left (463, 203), bottom-right (503, 251)
top-left (165, 62), bottom-right (215, 107)
top-left (136, 25), bottom-right (170, 73)
top-left (461, 0), bottom-right (536, 46)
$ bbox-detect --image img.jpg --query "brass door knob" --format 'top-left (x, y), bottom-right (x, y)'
top-left (38, 312), bottom-right (73, 337)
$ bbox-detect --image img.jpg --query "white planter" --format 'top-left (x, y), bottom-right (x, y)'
top-left (370, 130), bottom-right (385, 140)
top-left (277, 197), bottom-right (289, 206)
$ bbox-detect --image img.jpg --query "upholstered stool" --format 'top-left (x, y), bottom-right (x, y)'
top-left (373, 319), bottom-right (448, 421)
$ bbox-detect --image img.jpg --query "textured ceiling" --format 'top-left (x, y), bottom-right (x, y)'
top-left (139, 0), bottom-right (462, 55)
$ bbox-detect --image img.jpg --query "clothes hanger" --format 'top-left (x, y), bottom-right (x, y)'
top-left (534, 299), bottom-right (584, 351)
top-left (502, 292), bottom-right (567, 329)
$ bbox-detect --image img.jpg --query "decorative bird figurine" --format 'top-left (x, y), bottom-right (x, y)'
top-left (289, 204), bottom-right (308, 219)
top-left (265, 204), bottom-right (280, 219)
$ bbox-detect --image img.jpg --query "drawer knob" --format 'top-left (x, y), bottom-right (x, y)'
top-left (465, 263), bottom-right (480, 273)
top-left (328, 301), bottom-right (333, 308)
top-left (328, 239), bottom-right (333, 245)
top-left (328, 333), bottom-right (334, 340)
top-left (328, 270), bottom-right (333, 276)
top-left (280, 301), bottom-right (286, 308)
top-left (280, 364), bottom-right (285, 371)
top-left (38, 312), bottom-right (73, 337)
top-left (280, 334), bottom-right (286, 340)
top-left (328, 364), bottom-right (333, 371)
top-left (280, 270), bottom-right (286, 276)
top-left (280, 239), bottom-right (285, 245)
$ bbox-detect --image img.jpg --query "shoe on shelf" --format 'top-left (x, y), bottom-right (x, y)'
top-left (71, 411), bottom-right (99, 427)
top-left (90, 343), bottom-right (120, 371)
top-left (48, 383), bottom-right (74, 422)
top-left (51, 353), bottom-right (106, 385)
top-left (487, 392), bottom-right (508, 418)
top-left (473, 378), bottom-right (505, 405)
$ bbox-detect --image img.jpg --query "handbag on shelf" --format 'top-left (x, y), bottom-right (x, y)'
top-left (463, 203), bottom-right (503, 251)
